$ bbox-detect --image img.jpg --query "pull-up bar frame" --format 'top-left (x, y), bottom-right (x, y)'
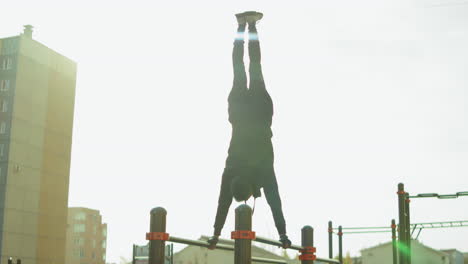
top-left (146, 205), bottom-right (340, 264)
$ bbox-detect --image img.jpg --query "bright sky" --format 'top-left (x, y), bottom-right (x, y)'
top-left (2, 0), bottom-right (468, 262)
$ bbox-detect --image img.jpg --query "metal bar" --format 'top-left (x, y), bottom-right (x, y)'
top-left (328, 221), bottom-right (333, 259)
top-left (235, 204), bottom-right (252, 264)
top-left (339, 222), bottom-right (468, 233)
top-left (251, 257), bottom-right (286, 264)
top-left (336, 220), bottom-right (468, 234)
top-left (341, 230), bottom-right (392, 234)
top-left (254, 236), bottom-right (303, 251)
top-left (411, 224), bottom-right (417, 236)
top-left (340, 226), bottom-right (390, 230)
top-left (169, 236), bottom-right (234, 251)
top-left (438, 194), bottom-right (458, 199)
top-left (415, 193), bottom-right (438, 198)
top-left (415, 228), bottom-right (423, 240)
top-left (256, 231), bottom-right (337, 263)
top-left (411, 220), bottom-right (468, 226)
top-left (149, 207), bottom-right (167, 264)
top-left (409, 191), bottom-right (468, 199)
top-left (408, 225), bottom-right (468, 230)
top-left (168, 236), bottom-right (286, 263)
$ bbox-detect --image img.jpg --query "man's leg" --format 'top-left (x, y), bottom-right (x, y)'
top-left (248, 22), bottom-right (266, 89)
top-left (228, 22), bottom-right (248, 103)
top-left (247, 21), bottom-right (273, 122)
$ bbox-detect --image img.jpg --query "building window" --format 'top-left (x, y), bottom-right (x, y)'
top-left (92, 252), bottom-right (96, 259)
top-left (1, 58), bottom-right (13, 70)
top-left (0, 144), bottom-right (4, 157)
top-left (74, 237), bottom-right (84, 246)
top-left (75, 212), bottom-right (86, 221)
top-left (0, 80), bottom-right (10, 91)
top-left (92, 239), bottom-right (96, 248)
top-left (73, 249), bottom-right (80, 258)
top-left (102, 229), bottom-right (107, 237)
top-left (74, 224), bottom-right (85, 233)
top-left (102, 255), bottom-right (106, 261)
top-left (93, 225), bottom-right (97, 235)
top-left (102, 240), bottom-right (106, 249)
top-left (6, 58), bottom-right (12, 69)
top-left (0, 100), bottom-right (8, 112)
top-left (0, 166), bottom-right (5, 185)
top-left (80, 248), bottom-right (85, 258)
top-left (0, 122), bottom-right (6, 134)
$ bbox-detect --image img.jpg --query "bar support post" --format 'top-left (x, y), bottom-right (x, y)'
top-left (149, 207), bottom-right (167, 264)
top-left (338, 226), bottom-right (343, 264)
top-left (405, 193), bottom-right (411, 264)
top-left (391, 219), bottom-right (397, 264)
top-left (234, 204), bottom-right (253, 264)
top-left (328, 221), bottom-right (333, 259)
top-left (301, 226), bottom-right (314, 264)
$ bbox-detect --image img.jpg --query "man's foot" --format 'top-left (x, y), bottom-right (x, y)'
top-left (244, 11), bottom-right (263, 24)
top-left (279, 234), bottom-right (292, 249)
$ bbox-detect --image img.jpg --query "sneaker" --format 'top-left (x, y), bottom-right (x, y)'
top-left (235, 13), bottom-right (247, 25)
top-left (243, 11), bottom-right (263, 24)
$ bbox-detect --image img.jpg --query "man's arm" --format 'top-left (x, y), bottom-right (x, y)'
top-left (209, 170), bottom-right (233, 249)
top-left (263, 172), bottom-right (292, 248)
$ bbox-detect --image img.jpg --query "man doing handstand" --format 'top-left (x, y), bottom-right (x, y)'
top-left (208, 11), bottom-right (291, 249)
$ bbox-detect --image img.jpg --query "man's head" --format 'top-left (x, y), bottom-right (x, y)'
top-left (231, 176), bottom-right (253, 202)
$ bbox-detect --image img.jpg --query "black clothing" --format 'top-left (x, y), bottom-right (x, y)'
top-left (212, 26), bottom-right (287, 237)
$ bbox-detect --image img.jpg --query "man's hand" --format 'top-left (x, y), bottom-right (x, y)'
top-left (207, 236), bottom-right (219, 250)
top-left (279, 234), bottom-right (291, 249)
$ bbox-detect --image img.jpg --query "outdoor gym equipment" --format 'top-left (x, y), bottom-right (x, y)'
top-left (146, 205), bottom-right (340, 264)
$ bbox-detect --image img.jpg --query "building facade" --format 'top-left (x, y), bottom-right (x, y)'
top-left (0, 26), bottom-right (77, 264)
top-left (65, 207), bottom-right (107, 264)
top-left (360, 240), bottom-right (450, 264)
top-left (440, 249), bottom-right (464, 264)
top-left (132, 243), bottom-right (172, 264)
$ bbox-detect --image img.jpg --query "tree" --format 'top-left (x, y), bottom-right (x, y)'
top-left (334, 252), bottom-right (353, 264)
top-left (343, 251), bottom-right (353, 264)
